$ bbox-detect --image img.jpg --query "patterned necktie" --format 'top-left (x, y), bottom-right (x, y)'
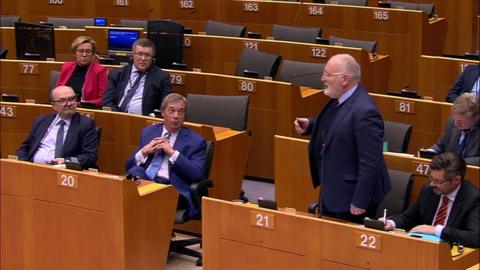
top-left (145, 132), bottom-right (171, 180)
top-left (118, 71), bottom-right (144, 112)
top-left (433, 196), bottom-right (449, 226)
top-left (54, 120), bottom-right (66, 158)
top-left (455, 130), bottom-right (470, 157)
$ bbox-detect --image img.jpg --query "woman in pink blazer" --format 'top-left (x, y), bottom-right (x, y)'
top-left (56, 36), bottom-right (108, 107)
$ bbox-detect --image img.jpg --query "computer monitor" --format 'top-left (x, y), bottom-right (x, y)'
top-left (108, 29), bottom-right (139, 52)
top-left (14, 22), bottom-right (55, 60)
top-left (94, 17), bottom-right (107, 27)
top-left (147, 20), bottom-right (185, 69)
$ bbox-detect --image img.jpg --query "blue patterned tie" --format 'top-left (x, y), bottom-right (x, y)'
top-left (455, 130), bottom-right (469, 157)
top-left (145, 132), bottom-right (171, 180)
top-left (118, 71), bottom-right (144, 112)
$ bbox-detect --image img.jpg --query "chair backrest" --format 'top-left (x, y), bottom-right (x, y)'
top-left (271, 24), bottom-right (322, 44)
top-left (329, 35), bottom-right (377, 53)
top-left (278, 60), bottom-right (325, 89)
top-left (235, 47), bottom-right (282, 79)
top-left (120, 19), bottom-right (147, 29)
top-left (383, 120), bottom-right (412, 153)
top-left (186, 94), bottom-right (250, 131)
top-left (0, 15), bottom-right (20, 27)
top-left (205, 20), bottom-right (246, 37)
top-left (325, 0), bottom-right (368, 6)
top-left (47, 17), bottom-right (94, 29)
top-left (388, 1), bottom-right (435, 17)
top-left (0, 47), bottom-right (8, 59)
top-left (50, 70), bottom-right (60, 91)
top-left (376, 169), bottom-right (414, 218)
top-left (147, 20), bottom-right (184, 69)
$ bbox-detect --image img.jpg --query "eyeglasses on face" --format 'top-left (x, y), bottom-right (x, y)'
top-left (133, 52), bottom-right (153, 59)
top-left (321, 71), bottom-right (345, 78)
top-left (76, 49), bottom-right (93, 55)
top-left (52, 96), bottom-right (77, 105)
top-left (428, 175), bottom-right (451, 185)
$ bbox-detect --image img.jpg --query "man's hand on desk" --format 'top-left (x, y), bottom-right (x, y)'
top-left (50, 158), bottom-right (65, 164)
top-left (378, 218), bottom-right (396, 230)
top-left (410, 225), bottom-right (435, 235)
top-left (350, 204), bottom-right (366, 215)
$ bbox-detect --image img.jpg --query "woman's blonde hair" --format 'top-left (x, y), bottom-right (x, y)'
top-left (71, 36), bottom-right (96, 54)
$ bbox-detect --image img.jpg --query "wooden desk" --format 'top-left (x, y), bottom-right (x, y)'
top-left (203, 197), bottom-right (479, 270)
top-left (418, 56), bottom-right (478, 101)
top-left (1, 159), bottom-right (178, 270)
top-left (0, 102), bottom-right (251, 202)
top-left (274, 135), bottom-right (480, 212)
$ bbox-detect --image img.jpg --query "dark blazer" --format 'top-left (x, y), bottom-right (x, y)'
top-left (125, 124), bottom-right (206, 219)
top-left (16, 112), bottom-right (98, 168)
top-left (56, 61), bottom-right (108, 107)
top-left (446, 65), bottom-right (479, 103)
top-left (101, 64), bottom-right (172, 115)
top-left (391, 181), bottom-right (480, 248)
top-left (306, 85), bottom-right (391, 212)
top-left (430, 118), bottom-right (480, 165)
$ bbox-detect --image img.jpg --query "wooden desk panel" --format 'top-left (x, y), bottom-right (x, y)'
top-left (203, 197), bottom-right (479, 270)
top-left (274, 135), bottom-right (480, 212)
top-left (0, 103), bottom-right (251, 202)
top-left (1, 159), bottom-right (178, 270)
top-left (418, 56), bottom-right (478, 101)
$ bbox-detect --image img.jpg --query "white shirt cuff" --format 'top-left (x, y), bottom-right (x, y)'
top-left (135, 150), bottom-right (148, 166)
top-left (169, 150), bottom-right (179, 164)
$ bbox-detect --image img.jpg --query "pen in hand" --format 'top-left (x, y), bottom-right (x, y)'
top-left (383, 209), bottom-right (387, 226)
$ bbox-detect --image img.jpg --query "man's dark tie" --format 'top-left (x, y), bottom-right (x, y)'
top-left (433, 196), bottom-right (449, 226)
top-left (118, 71), bottom-right (144, 112)
top-left (54, 120), bottom-right (66, 158)
top-left (145, 132), bottom-right (171, 180)
top-left (455, 129), bottom-right (470, 157)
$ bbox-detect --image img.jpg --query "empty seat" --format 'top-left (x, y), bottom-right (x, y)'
top-left (387, 1), bottom-right (435, 17)
top-left (0, 15), bottom-right (20, 27)
top-left (323, 0), bottom-right (368, 6)
top-left (375, 169), bottom-right (414, 218)
top-left (278, 60), bottom-right (325, 89)
top-left (235, 48), bottom-right (282, 79)
top-left (47, 17), bottom-right (94, 29)
top-left (120, 19), bottom-right (147, 29)
top-left (383, 120), bottom-right (413, 153)
top-left (271, 24), bottom-right (322, 44)
top-left (205, 20), bottom-right (246, 37)
top-left (329, 35), bottom-right (378, 53)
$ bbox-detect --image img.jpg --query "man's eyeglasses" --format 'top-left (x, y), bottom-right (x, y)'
top-left (133, 52), bottom-right (153, 59)
top-left (76, 49), bottom-right (93, 55)
top-left (52, 96), bottom-right (77, 105)
top-left (322, 71), bottom-right (345, 78)
top-left (165, 108), bottom-right (185, 116)
top-left (428, 175), bottom-right (451, 185)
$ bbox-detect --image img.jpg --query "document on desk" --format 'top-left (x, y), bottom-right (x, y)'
top-left (407, 233), bottom-right (443, 242)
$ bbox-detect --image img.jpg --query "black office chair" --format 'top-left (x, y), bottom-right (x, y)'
top-left (0, 15), bottom-right (20, 27)
top-left (278, 60), bottom-right (325, 89)
top-left (386, 1), bottom-right (435, 18)
top-left (328, 36), bottom-right (378, 53)
top-left (50, 70), bottom-right (60, 91)
top-left (375, 169), bottom-right (414, 218)
top-left (308, 169), bottom-right (414, 218)
top-left (186, 94), bottom-right (250, 131)
top-left (47, 17), bottom-right (94, 29)
top-left (147, 20), bottom-right (185, 70)
top-left (235, 48), bottom-right (282, 79)
top-left (0, 47), bottom-right (8, 59)
top-left (323, 0), bottom-right (368, 6)
top-left (271, 24), bottom-right (322, 44)
top-left (205, 20), bottom-right (246, 37)
top-left (383, 120), bottom-right (413, 153)
top-left (119, 19), bottom-right (147, 29)
top-left (169, 140), bottom-right (214, 266)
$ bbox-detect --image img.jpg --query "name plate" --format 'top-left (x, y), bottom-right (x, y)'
top-left (19, 63), bottom-right (39, 74)
top-left (170, 73), bottom-right (187, 85)
top-left (183, 37), bottom-right (192, 47)
top-left (307, 5), bottom-right (324, 16)
top-left (49, 0), bottom-right (64, 5)
top-left (373, 10), bottom-right (389, 21)
top-left (179, 0), bottom-right (195, 9)
top-left (243, 41), bottom-right (259, 51)
top-left (0, 105), bottom-right (17, 118)
top-left (238, 80), bottom-right (256, 93)
top-left (57, 172), bottom-right (79, 189)
top-left (243, 2), bottom-right (260, 12)
top-left (412, 161), bottom-right (430, 176)
top-left (114, 0), bottom-right (129, 6)
top-left (355, 231), bottom-right (382, 251)
top-left (394, 100), bottom-right (415, 114)
top-left (250, 211), bottom-right (275, 230)
top-left (311, 47), bottom-right (328, 58)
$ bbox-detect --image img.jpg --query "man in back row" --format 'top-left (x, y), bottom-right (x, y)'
top-left (381, 152), bottom-right (479, 248)
top-left (102, 38), bottom-right (172, 116)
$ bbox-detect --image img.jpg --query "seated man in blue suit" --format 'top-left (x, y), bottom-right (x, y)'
top-left (126, 93), bottom-right (207, 219)
top-left (446, 64), bottom-right (479, 103)
top-left (16, 86), bottom-right (99, 168)
top-left (381, 152), bottom-right (479, 248)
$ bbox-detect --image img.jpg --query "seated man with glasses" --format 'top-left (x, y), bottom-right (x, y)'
top-left (16, 86), bottom-right (99, 169)
top-left (126, 93), bottom-right (206, 219)
top-left (380, 152), bottom-right (479, 248)
top-left (102, 38), bottom-right (172, 116)
top-left (56, 36), bottom-right (108, 107)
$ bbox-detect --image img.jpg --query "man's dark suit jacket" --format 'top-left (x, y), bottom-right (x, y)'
top-left (446, 65), bottom-right (479, 103)
top-left (391, 181), bottom-right (480, 248)
top-left (102, 64), bottom-right (172, 116)
top-left (16, 112), bottom-right (98, 169)
top-left (430, 118), bottom-right (480, 166)
top-left (305, 85), bottom-right (391, 212)
top-left (125, 124), bottom-right (206, 219)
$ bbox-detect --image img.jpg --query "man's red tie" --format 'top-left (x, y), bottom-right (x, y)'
top-left (433, 196), bottom-right (449, 226)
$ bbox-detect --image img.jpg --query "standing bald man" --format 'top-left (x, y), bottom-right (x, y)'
top-left (294, 54), bottom-right (391, 223)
